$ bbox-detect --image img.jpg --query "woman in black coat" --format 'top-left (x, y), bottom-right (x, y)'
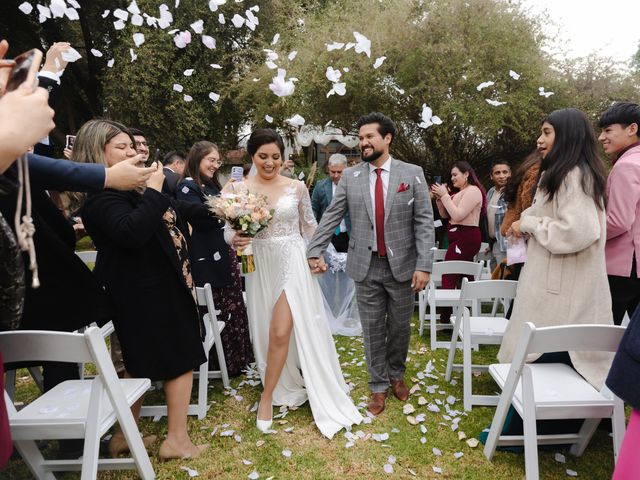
top-left (176, 141), bottom-right (253, 376)
top-left (79, 120), bottom-right (208, 461)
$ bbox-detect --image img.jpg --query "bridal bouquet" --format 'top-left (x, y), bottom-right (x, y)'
top-left (207, 191), bottom-right (273, 273)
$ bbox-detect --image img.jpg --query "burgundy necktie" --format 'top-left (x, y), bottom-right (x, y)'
top-left (374, 168), bottom-right (386, 256)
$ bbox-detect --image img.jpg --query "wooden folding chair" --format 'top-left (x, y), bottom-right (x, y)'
top-left (444, 278), bottom-right (518, 410)
top-left (1, 327), bottom-right (154, 480)
top-left (417, 260), bottom-right (483, 350)
top-left (483, 322), bottom-right (626, 480)
top-left (139, 283), bottom-right (228, 420)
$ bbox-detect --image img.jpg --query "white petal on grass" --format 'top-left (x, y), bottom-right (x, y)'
top-left (202, 35), bottom-right (216, 49)
top-left (282, 449), bottom-right (292, 458)
top-left (173, 83), bottom-right (184, 92)
top-left (265, 115), bottom-right (273, 123)
top-left (466, 438), bottom-right (479, 448)
top-left (209, 92), bottom-right (220, 102)
top-left (210, 63), bottom-right (222, 69)
top-left (432, 466), bottom-right (443, 474)
top-left (107, 59), bottom-right (115, 68)
top-left (90, 49), bottom-right (103, 57)
top-left (209, 0), bottom-right (226, 12)
top-left (265, 60), bottom-right (278, 70)
top-left (555, 453), bottom-right (566, 463)
top-left (133, 33), bottom-right (145, 47)
top-left (383, 464), bottom-right (393, 474)
top-left (288, 51), bottom-right (297, 61)
top-left (353, 31), bottom-right (371, 57)
top-left (326, 42), bottom-right (345, 51)
top-left (218, 13), bottom-right (225, 24)
top-left (476, 80), bottom-right (495, 91)
top-left (566, 470), bottom-right (578, 477)
top-left (18, 2), bottom-right (33, 15)
top-left (454, 452), bottom-right (464, 459)
top-left (509, 70), bottom-right (520, 80)
top-left (113, 8), bottom-right (129, 20)
top-left (485, 99), bottom-right (507, 107)
top-left (231, 14), bottom-right (245, 28)
top-left (388, 455), bottom-right (396, 465)
top-left (420, 437), bottom-right (427, 444)
top-left (539, 86), bottom-right (554, 98)
top-left (373, 56), bottom-right (386, 69)
top-left (180, 466), bottom-right (199, 477)
top-left (184, 69), bottom-right (195, 76)
top-left (242, 459), bottom-right (252, 465)
top-left (102, 9), bottom-right (110, 18)
top-left (183, 95), bottom-right (193, 102)
top-left (131, 14), bottom-right (143, 26)
top-left (64, 7), bottom-right (79, 20)
top-left (403, 404), bottom-right (415, 415)
top-left (325, 66), bottom-right (342, 83)
top-left (432, 447), bottom-right (442, 456)
top-left (271, 33), bottom-right (280, 45)
top-left (190, 19), bottom-right (204, 34)
top-left (332, 82), bottom-right (346, 96)
top-left (248, 472), bottom-right (259, 480)
top-left (127, 0), bottom-right (140, 15)
top-left (130, 48), bottom-right (137, 62)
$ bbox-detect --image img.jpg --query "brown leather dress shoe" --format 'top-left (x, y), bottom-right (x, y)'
top-left (368, 391), bottom-right (388, 416)
top-left (390, 379), bottom-right (410, 401)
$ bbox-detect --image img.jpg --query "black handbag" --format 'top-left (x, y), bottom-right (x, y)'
top-left (0, 210), bottom-right (25, 331)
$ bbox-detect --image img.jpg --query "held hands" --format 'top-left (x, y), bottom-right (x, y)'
top-left (308, 256), bottom-right (328, 275)
top-left (0, 40), bottom-right (15, 97)
top-left (41, 42), bottom-right (72, 74)
top-left (411, 271), bottom-right (430, 293)
top-left (105, 155), bottom-right (156, 191)
top-left (232, 232), bottom-right (251, 251)
top-left (507, 219), bottom-right (523, 238)
top-left (430, 183), bottom-right (448, 199)
top-left (146, 161), bottom-right (165, 191)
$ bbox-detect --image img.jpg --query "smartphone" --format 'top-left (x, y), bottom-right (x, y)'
top-left (433, 175), bottom-right (442, 184)
top-left (65, 135), bottom-right (75, 149)
top-left (6, 49), bottom-right (42, 92)
top-left (230, 166), bottom-right (244, 182)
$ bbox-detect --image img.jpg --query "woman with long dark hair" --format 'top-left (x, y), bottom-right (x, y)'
top-left (499, 108), bottom-right (613, 389)
top-left (176, 141), bottom-right (253, 377)
top-left (430, 161), bottom-right (486, 321)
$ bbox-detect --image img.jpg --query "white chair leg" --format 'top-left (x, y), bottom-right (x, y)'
top-left (611, 399), bottom-right (626, 460)
top-left (418, 291), bottom-right (426, 336)
top-left (81, 382), bottom-right (103, 480)
top-left (569, 418), bottom-right (600, 457)
top-left (430, 301), bottom-right (437, 351)
top-left (463, 327), bottom-right (472, 411)
top-left (13, 440), bottom-right (57, 480)
top-left (522, 368), bottom-right (539, 480)
top-left (197, 360), bottom-right (208, 420)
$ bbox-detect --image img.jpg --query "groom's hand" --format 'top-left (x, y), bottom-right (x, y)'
top-left (308, 256), bottom-right (327, 274)
top-left (411, 271), bottom-right (429, 293)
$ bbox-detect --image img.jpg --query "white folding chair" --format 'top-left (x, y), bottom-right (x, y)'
top-left (139, 283), bottom-right (228, 420)
top-left (444, 278), bottom-right (518, 410)
top-left (418, 260), bottom-right (483, 350)
top-left (483, 322), bottom-right (626, 480)
top-left (1, 328), bottom-right (154, 480)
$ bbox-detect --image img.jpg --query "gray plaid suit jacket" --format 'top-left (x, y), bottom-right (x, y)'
top-left (307, 157), bottom-right (435, 282)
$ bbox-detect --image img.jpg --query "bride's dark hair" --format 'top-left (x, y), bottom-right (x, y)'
top-left (247, 129), bottom-right (285, 157)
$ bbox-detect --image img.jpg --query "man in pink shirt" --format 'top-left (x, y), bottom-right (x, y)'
top-left (598, 102), bottom-right (640, 325)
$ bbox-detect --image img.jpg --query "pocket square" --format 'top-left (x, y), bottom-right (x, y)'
top-left (397, 183), bottom-right (410, 193)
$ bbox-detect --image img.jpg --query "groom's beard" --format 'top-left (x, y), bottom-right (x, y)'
top-left (361, 149), bottom-right (383, 163)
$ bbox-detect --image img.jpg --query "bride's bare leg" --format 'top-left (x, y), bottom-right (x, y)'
top-left (258, 291), bottom-right (293, 421)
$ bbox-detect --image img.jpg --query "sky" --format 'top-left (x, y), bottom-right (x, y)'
top-left (521, 0), bottom-right (640, 64)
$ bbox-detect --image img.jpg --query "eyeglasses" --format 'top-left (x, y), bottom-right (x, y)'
top-left (135, 141), bottom-right (148, 148)
top-left (205, 157), bottom-right (224, 166)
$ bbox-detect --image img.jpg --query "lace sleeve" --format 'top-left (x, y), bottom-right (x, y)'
top-left (297, 181), bottom-right (317, 243)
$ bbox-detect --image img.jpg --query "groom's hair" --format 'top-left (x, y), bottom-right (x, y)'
top-left (356, 112), bottom-right (397, 144)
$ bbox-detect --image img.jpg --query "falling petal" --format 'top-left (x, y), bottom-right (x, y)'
top-left (18, 2), bottom-right (33, 14)
top-left (61, 48), bottom-right (82, 63)
top-left (373, 56), bottom-right (386, 69)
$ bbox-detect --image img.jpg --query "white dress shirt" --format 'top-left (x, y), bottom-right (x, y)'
top-left (368, 157), bottom-right (391, 252)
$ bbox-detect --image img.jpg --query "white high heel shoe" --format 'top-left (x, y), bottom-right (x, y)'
top-left (256, 401), bottom-right (273, 433)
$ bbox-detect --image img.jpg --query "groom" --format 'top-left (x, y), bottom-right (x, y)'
top-left (307, 112), bottom-right (434, 415)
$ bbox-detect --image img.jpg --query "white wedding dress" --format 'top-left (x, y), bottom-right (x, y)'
top-left (235, 180), bottom-right (362, 439)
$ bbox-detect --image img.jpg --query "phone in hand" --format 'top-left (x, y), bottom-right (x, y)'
top-left (6, 49), bottom-right (43, 92)
top-left (230, 166), bottom-right (244, 182)
top-left (65, 135), bottom-right (75, 149)
top-left (433, 175), bottom-right (442, 184)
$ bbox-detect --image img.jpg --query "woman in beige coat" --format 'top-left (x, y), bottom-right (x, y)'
top-left (499, 108), bottom-right (613, 390)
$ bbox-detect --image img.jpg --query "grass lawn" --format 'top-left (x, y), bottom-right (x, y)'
top-left (3, 315), bottom-right (617, 479)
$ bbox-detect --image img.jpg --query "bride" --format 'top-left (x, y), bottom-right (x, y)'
top-left (224, 129), bottom-right (362, 439)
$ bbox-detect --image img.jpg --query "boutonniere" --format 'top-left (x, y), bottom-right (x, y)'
top-left (397, 182), bottom-right (410, 193)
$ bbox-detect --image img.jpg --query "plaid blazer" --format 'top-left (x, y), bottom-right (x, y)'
top-left (307, 158), bottom-right (435, 282)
